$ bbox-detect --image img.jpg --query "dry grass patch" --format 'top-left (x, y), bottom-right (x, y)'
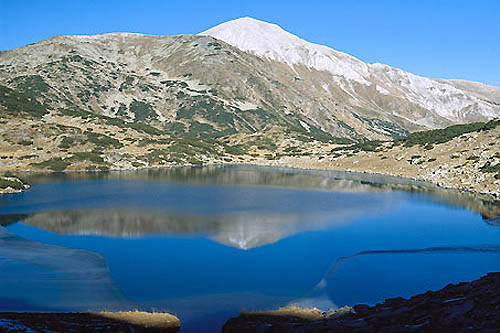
top-left (245, 306), bottom-right (324, 321)
top-left (96, 310), bottom-right (180, 329)
top-left (0, 311), bottom-right (180, 332)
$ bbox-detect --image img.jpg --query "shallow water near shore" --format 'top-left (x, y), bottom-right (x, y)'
top-left (1, 166), bottom-right (499, 332)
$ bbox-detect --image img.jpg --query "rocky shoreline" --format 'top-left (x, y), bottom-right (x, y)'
top-left (257, 161), bottom-right (500, 199)
top-left (1, 273), bottom-right (498, 332)
top-left (223, 272), bottom-right (500, 332)
top-left (0, 174), bottom-right (30, 194)
top-left (2, 160), bottom-right (500, 202)
top-left (1, 121), bottom-right (498, 198)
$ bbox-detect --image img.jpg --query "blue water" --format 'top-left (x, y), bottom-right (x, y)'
top-left (0, 166), bottom-right (499, 332)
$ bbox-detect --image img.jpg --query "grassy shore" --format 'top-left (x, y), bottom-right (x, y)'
top-left (0, 311), bottom-right (180, 332)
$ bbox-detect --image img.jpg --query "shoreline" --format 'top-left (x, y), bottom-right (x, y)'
top-left (256, 161), bottom-right (500, 198)
top-left (0, 174), bottom-right (30, 195)
top-left (0, 311), bottom-right (180, 332)
top-left (222, 272), bottom-right (500, 332)
top-left (2, 273), bottom-right (498, 332)
top-left (3, 161), bottom-right (499, 201)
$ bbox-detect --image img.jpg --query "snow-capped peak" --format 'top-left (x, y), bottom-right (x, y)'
top-left (200, 17), bottom-right (370, 84)
top-left (200, 17), bottom-right (500, 122)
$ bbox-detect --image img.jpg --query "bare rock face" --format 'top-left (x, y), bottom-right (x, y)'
top-left (222, 272), bottom-right (500, 332)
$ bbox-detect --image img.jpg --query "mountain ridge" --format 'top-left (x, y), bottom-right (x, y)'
top-left (201, 17), bottom-right (500, 123)
top-left (1, 17), bottom-right (498, 139)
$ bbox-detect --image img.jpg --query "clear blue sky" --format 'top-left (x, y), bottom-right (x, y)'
top-left (1, 0), bottom-right (499, 87)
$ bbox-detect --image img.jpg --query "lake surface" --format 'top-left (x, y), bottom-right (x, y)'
top-left (1, 166), bottom-right (499, 332)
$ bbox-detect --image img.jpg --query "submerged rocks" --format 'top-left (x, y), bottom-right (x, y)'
top-left (223, 272), bottom-right (500, 332)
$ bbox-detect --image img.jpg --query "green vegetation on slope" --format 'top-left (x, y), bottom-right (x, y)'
top-left (31, 157), bottom-right (71, 172)
top-left (0, 85), bottom-right (48, 118)
top-left (70, 152), bottom-right (105, 164)
top-left (7, 75), bottom-right (51, 99)
top-left (85, 131), bottom-right (123, 149)
top-left (330, 119), bottom-right (500, 154)
top-left (129, 100), bottom-right (158, 121)
top-left (394, 120), bottom-right (500, 147)
top-left (0, 177), bottom-right (25, 190)
top-left (332, 140), bottom-right (383, 152)
top-left (58, 108), bottom-right (162, 135)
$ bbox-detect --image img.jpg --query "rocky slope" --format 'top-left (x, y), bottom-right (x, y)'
top-left (202, 17), bottom-right (500, 125)
top-left (265, 120), bottom-right (500, 197)
top-left (222, 272), bottom-right (500, 332)
top-left (1, 17), bottom-right (499, 144)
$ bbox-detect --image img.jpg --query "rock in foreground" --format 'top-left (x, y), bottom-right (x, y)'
top-left (223, 272), bottom-right (500, 332)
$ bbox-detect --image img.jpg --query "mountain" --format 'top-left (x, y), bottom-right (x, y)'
top-left (0, 17), bottom-right (499, 172)
top-left (201, 17), bottom-right (500, 125)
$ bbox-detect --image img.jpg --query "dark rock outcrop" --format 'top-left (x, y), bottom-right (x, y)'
top-left (223, 272), bottom-right (500, 332)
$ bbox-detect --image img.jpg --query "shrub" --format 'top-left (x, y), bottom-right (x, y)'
top-left (59, 108), bottom-right (163, 135)
top-left (0, 85), bottom-right (48, 118)
top-left (58, 136), bottom-right (76, 149)
top-left (129, 100), bottom-right (158, 122)
top-left (31, 157), bottom-right (70, 171)
top-left (0, 178), bottom-right (24, 190)
top-left (70, 152), bottom-right (104, 163)
top-left (85, 131), bottom-right (123, 149)
top-left (395, 119), bottom-right (500, 147)
top-left (480, 161), bottom-right (500, 173)
top-left (332, 140), bottom-right (383, 153)
top-left (224, 144), bottom-right (248, 155)
top-left (264, 153), bottom-right (274, 160)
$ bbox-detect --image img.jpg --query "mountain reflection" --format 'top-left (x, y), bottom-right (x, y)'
top-left (17, 166), bottom-right (500, 219)
top-left (4, 201), bottom-right (499, 251)
top-left (6, 205), bottom-right (385, 249)
top-left (1, 166), bottom-right (499, 249)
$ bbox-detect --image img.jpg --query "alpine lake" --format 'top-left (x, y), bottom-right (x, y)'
top-left (1, 165), bottom-right (499, 332)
